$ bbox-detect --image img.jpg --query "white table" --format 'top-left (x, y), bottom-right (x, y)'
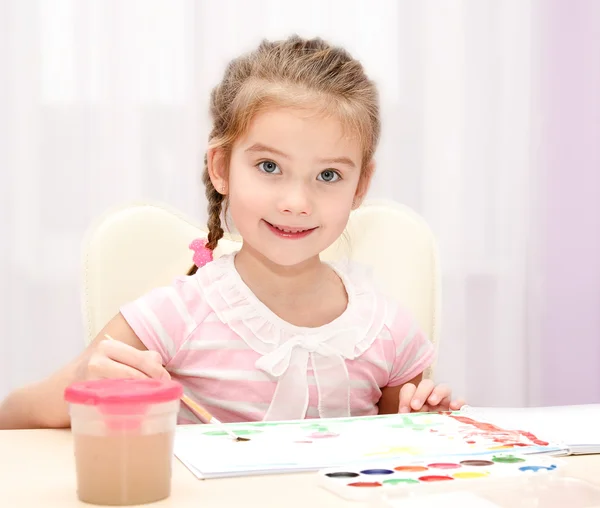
top-left (4, 429), bottom-right (600, 507)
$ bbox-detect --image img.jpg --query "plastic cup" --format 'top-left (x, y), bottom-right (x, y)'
top-left (64, 378), bottom-right (183, 506)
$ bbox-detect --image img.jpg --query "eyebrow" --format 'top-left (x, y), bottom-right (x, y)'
top-left (244, 142), bottom-right (357, 169)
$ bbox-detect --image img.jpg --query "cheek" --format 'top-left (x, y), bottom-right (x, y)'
top-left (321, 193), bottom-right (354, 228)
top-left (228, 190), bottom-right (260, 226)
top-left (227, 179), bottom-right (269, 232)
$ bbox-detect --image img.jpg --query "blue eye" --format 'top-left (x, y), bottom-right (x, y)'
top-left (318, 170), bottom-right (340, 182)
top-left (258, 161), bottom-right (280, 174)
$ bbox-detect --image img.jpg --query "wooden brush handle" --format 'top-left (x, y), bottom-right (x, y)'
top-left (180, 394), bottom-right (212, 423)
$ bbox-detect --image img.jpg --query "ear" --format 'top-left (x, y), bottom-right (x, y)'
top-left (206, 147), bottom-right (229, 195)
top-left (352, 160), bottom-right (375, 209)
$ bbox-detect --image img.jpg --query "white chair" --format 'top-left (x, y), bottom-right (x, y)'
top-left (81, 199), bottom-right (441, 378)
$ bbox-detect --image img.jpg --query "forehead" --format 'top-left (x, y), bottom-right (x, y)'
top-left (233, 107), bottom-right (362, 163)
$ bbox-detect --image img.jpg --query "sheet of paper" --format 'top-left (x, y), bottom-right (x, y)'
top-left (465, 404), bottom-right (600, 453)
top-left (173, 411), bottom-right (566, 478)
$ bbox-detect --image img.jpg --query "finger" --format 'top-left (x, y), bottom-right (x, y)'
top-left (427, 384), bottom-right (451, 406)
top-left (411, 379), bottom-right (435, 410)
top-left (449, 399), bottom-right (467, 411)
top-left (434, 396), bottom-right (452, 411)
top-left (398, 383), bottom-right (416, 413)
top-left (87, 355), bottom-right (148, 380)
top-left (99, 339), bottom-right (170, 380)
top-left (420, 404), bottom-right (431, 413)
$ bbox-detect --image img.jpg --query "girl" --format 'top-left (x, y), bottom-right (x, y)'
top-left (0, 35), bottom-right (464, 429)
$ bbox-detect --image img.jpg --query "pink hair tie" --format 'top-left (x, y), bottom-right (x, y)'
top-left (189, 238), bottom-right (213, 268)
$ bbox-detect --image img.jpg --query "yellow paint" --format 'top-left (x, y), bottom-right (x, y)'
top-left (453, 471), bottom-right (490, 479)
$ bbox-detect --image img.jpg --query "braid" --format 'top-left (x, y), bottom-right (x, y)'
top-left (187, 152), bottom-right (225, 276)
top-left (203, 154), bottom-right (225, 251)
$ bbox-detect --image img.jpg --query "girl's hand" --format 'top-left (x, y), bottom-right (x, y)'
top-left (76, 336), bottom-right (170, 382)
top-left (398, 379), bottom-right (465, 413)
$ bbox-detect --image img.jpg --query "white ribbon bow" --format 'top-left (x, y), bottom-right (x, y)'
top-left (255, 331), bottom-right (357, 421)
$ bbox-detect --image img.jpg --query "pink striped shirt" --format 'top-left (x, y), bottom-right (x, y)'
top-left (120, 253), bottom-right (435, 424)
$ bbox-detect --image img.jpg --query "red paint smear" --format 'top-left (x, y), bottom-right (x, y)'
top-left (348, 482), bottom-right (382, 488)
top-left (466, 440), bottom-right (475, 444)
top-left (418, 475), bottom-right (454, 482)
top-left (449, 415), bottom-right (549, 447)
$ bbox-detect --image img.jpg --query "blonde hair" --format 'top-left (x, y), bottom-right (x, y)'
top-left (189, 35), bottom-right (380, 275)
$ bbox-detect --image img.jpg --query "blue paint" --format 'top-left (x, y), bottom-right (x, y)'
top-left (519, 464), bottom-right (557, 472)
top-left (360, 468), bottom-right (394, 475)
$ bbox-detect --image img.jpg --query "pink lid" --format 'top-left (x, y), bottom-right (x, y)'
top-left (64, 378), bottom-right (183, 406)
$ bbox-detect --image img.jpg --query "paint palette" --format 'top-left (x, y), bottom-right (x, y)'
top-left (319, 453), bottom-right (561, 502)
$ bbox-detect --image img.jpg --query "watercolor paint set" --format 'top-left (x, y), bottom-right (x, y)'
top-left (318, 453), bottom-right (562, 502)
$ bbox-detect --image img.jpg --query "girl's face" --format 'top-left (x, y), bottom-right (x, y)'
top-left (219, 107), bottom-right (369, 268)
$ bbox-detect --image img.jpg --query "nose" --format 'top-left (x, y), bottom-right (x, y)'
top-left (278, 182), bottom-right (312, 216)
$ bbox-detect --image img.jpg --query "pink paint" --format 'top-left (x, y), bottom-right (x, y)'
top-left (309, 432), bottom-right (339, 439)
top-left (428, 462), bottom-right (461, 470)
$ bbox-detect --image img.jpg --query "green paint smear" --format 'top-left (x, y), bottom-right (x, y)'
top-left (301, 424), bottom-right (330, 432)
top-left (387, 415), bottom-right (442, 431)
top-left (202, 429), bottom-right (263, 436)
top-left (199, 411), bottom-right (460, 433)
top-left (383, 478), bottom-right (419, 485)
top-left (249, 421), bottom-right (302, 427)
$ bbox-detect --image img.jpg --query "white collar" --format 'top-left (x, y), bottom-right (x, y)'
top-left (194, 253), bottom-right (388, 420)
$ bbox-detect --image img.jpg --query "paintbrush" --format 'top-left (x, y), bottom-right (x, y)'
top-left (102, 334), bottom-right (249, 442)
top-left (180, 394), bottom-right (250, 442)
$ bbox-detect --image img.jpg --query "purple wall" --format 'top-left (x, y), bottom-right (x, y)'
top-left (538, 0), bottom-right (600, 405)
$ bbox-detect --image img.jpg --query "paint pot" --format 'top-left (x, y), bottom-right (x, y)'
top-left (460, 459), bottom-right (495, 467)
top-left (453, 471), bottom-right (490, 479)
top-left (325, 472), bottom-right (360, 479)
top-left (65, 378), bottom-right (183, 506)
top-left (383, 478), bottom-right (419, 485)
top-left (360, 468), bottom-right (395, 475)
top-left (418, 475), bottom-right (454, 482)
top-left (393, 465), bottom-right (429, 472)
top-left (428, 462), bottom-right (461, 470)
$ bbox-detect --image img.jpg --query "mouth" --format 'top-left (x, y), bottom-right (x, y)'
top-left (263, 220), bottom-right (318, 239)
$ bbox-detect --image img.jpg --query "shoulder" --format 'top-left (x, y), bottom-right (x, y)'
top-left (121, 254), bottom-right (240, 329)
top-left (335, 258), bottom-right (430, 345)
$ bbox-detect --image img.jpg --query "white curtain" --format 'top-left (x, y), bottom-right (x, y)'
top-left (0, 0), bottom-right (536, 406)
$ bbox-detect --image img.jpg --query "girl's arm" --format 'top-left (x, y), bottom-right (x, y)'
top-left (378, 374), bottom-right (464, 414)
top-left (0, 313), bottom-right (167, 430)
top-left (378, 374), bottom-right (423, 414)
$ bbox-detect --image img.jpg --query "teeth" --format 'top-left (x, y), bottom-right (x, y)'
top-left (274, 225), bottom-right (308, 233)
top-left (279, 227), bottom-right (306, 233)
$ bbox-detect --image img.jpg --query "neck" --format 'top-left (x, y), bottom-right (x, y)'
top-left (233, 245), bottom-right (326, 298)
